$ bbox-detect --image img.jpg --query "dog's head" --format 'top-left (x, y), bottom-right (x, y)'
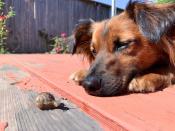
top-left (72, 1), bottom-right (175, 96)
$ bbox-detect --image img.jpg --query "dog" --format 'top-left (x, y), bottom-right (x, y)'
top-left (70, 1), bottom-right (175, 96)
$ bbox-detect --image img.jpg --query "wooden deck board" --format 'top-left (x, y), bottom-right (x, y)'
top-left (0, 54), bottom-right (175, 130)
top-left (0, 64), bottom-right (102, 131)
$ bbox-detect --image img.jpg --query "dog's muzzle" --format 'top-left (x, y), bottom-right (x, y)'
top-left (82, 76), bottom-right (101, 92)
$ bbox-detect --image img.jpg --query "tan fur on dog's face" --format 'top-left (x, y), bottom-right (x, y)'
top-left (91, 13), bottom-right (162, 70)
top-left (72, 1), bottom-right (175, 96)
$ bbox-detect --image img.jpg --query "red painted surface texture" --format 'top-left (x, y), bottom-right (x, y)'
top-left (0, 122), bottom-right (8, 131)
top-left (1, 54), bottom-right (175, 131)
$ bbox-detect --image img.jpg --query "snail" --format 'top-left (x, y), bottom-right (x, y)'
top-left (35, 92), bottom-right (60, 110)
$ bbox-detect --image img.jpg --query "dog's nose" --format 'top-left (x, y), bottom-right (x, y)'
top-left (82, 76), bottom-right (101, 91)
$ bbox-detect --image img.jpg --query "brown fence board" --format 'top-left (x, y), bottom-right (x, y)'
top-left (4, 0), bottom-right (110, 53)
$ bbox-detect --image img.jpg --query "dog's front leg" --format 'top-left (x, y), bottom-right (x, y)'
top-left (128, 73), bottom-right (175, 93)
top-left (69, 70), bottom-right (88, 85)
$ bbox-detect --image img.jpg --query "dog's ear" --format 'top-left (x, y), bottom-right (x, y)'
top-left (72, 19), bottom-right (94, 62)
top-left (126, 1), bottom-right (175, 42)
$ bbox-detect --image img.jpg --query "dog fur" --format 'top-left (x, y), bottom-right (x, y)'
top-left (71, 1), bottom-right (175, 96)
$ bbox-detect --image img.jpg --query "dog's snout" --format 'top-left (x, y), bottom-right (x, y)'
top-left (82, 76), bottom-right (101, 91)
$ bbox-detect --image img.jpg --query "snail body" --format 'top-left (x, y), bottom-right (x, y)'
top-left (35, 92), bottom-right (59, 110)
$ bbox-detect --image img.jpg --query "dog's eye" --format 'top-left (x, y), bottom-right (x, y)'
top-left (91, 48), bottom-right (97, 56)
top-left (115, 42), bottom-right (129, 52)
top-left (116, 43), bottom-right (129, 52)
top-left (114, 40), bottom-right (136, 52)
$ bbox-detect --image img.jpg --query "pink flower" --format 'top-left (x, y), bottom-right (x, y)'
top-left (61, 32), bottom-right (66, 38)
top-left (55, 47), bottom-right (62, 53)
top-left (0, 16), bottom-right (6, 21)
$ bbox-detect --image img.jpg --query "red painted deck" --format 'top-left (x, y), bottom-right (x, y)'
top-left (1, 54), bottom-right (175, 131)
top-left (0, 122), bottom-right (8, 131)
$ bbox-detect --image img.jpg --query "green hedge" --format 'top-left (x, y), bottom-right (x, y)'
top-left (157, 0), bottom-right (175, 3)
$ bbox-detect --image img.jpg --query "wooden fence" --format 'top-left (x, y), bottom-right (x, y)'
top-left (4, 0), bottom-right (110, 53)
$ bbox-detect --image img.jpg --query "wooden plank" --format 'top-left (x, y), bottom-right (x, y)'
top-left (5, 54), bottom-right (175, 131)
top-left (0, 64), bottom-right (102, 131)
top-left (4, 0), bottom-right (110, 53)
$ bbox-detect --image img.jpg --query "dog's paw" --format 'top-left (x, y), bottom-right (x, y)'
top-left (69, 70), bottom-right (87, 85)
top-left (128, 73), bottom-right (174, 93)
top-left (128, 77), bottom-right (157, 92)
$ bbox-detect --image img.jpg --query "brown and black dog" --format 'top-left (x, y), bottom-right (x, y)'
top-left (71, 1), bottom-right (175, 96)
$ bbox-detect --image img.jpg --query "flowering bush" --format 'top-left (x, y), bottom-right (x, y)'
top-left (157, 0), bottom-right (175, 3)
top-left (0, 0), bottom-right (15, 53)
top-left (50, 32), bottom-right (69, 54)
